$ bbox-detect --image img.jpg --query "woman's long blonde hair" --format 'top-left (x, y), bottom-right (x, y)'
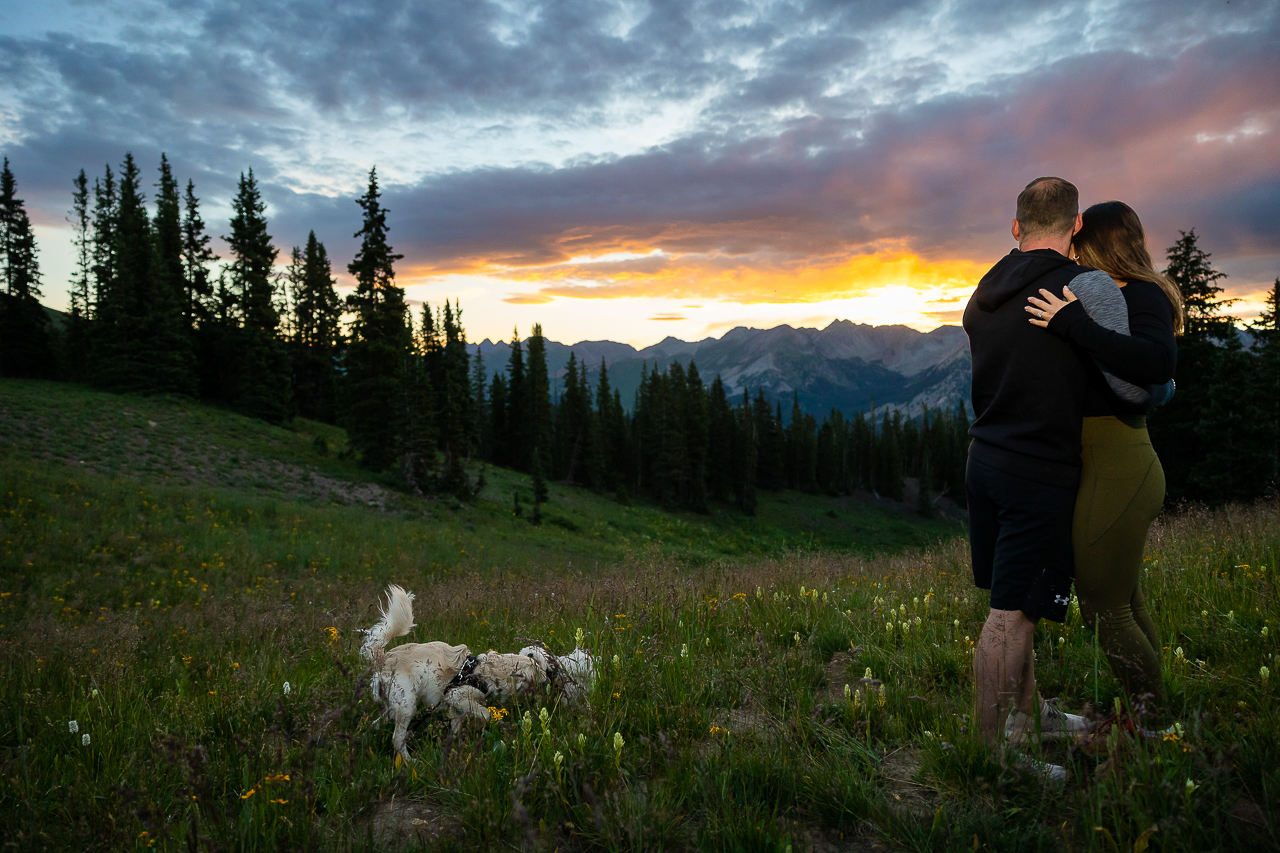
top-left (1073, 201), bottom-right (1185, 335)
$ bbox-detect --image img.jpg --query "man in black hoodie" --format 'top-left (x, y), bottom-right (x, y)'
top-left (963, 177), bottom-right (1092, 765)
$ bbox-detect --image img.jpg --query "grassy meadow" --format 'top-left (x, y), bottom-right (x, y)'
top-left (1, 379), bottom-right (1278, 851)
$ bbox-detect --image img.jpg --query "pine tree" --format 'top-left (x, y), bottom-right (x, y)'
top-left (594, 359), bottom-right (622, 491)
top-left (505, 328), bottom-right (527, 469)
top-left (94, 153), bottom-right (152, 391)
top-left (90, 164), bottom-right (118, 336)
top-left (558, 352), bottom-right (590, 483)
top-left (683, 361), bottom-right (709, 511)
top-left (402, 305), bottom-right (436, 491)
top-left (147, 154), bottom-right (196, 395)
top-left (225, 169), bottom-right (289, 421)
top-left (735, 388), bottom-right (758, 514)
top-left (439, 300), bottom-right (472, 472)
top-left (1193, 329), bottom-right (1270, 502)
top-left (1151, 230), bottom-right (1236, 502)
top-left (525, 323), bottom-right (552, 474)
top-left (288, 231), bottom-right (341, 422)
top-left (530, 450), bottom-right (548, 525)
top-left (705, 374), bottom-right (735, 502)
top-left (1251, 280), bottom-right (1280, 494)
top-left (181, 179), bottom-right (217, 330)
top-left (488, 370), bottom-right (510, 466)
top-left (65, 168), bottom-right (93, 376)
top-left (471, 344), bottom-right (489, 460)
top-left (341, 166), bottom-right (408, 470)
top-left (0, 158), bottom-right (54, 378)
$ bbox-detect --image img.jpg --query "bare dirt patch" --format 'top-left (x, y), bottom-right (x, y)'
top-left (367, 796), bottom-right (456, 851)
top-left (879, 747), bottom-right (938, 820)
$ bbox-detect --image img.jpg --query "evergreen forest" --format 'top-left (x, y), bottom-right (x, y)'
top-left (2, 154), bottom-right (1277, 510)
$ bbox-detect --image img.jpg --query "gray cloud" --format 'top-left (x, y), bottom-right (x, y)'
top-left (0, 0), bottom-right (1276, 288)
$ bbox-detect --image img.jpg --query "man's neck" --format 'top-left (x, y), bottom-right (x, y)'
top-left (1018, 237), bottom-right (1072, 257)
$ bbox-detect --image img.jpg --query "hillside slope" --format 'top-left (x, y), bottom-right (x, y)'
top-left (0, 380), bottom-right (963, 568)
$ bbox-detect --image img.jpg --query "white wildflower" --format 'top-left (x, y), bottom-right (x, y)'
top-left (681, 643), bottom-right (689, 659)
top-left (68, 720), bottom-right (78, 734)
top-left (82, 733), bottom-right (90, 746)
top-left (283, 681), bottom-right (291, 695)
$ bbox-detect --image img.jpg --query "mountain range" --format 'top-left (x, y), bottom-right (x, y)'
top-left (474, 320), bottom-right (972, 420)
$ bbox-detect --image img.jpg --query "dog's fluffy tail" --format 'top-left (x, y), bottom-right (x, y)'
top-left (361, 584), bottom-right (417, 666)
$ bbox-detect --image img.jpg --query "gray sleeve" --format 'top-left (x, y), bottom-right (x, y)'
top-left (1068, 270), bottom-right (1150, 405)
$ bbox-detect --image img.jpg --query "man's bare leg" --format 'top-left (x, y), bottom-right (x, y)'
top-left (973, 608), bottom-right (1038, 747)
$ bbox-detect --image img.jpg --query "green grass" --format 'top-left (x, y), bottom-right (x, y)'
top-left (0, 379), bottom-right (962, 567)
top-left (1, 379), bottom-right (1278, 851)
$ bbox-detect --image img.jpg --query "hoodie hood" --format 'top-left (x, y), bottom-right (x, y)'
top-left (973, 249), bottom-right (1074, 310)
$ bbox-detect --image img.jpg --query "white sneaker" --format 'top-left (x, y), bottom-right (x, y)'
top-left (1005, 701), bottom-right (1090, 745)
top-left (1007, 749), bottom-right (1068, 784)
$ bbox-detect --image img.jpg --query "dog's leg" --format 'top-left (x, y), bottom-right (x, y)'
top-left (390, 680), bottom-right (417, 762)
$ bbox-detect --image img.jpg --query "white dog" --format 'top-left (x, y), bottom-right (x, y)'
top-left (361, 584), bottom-right (597, 760)
top-left (361, 585), bottom-right (471, 760)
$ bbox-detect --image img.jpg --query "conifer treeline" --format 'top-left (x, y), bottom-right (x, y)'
top-left (1, 155), bottom-right (1277, 507)
top-left (476, 341), bottom-right (973, 514)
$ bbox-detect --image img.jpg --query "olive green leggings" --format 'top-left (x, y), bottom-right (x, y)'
top-left (1074, 416), bottom-right (1166, 706)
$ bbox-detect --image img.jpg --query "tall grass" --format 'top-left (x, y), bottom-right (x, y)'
top-left (1, 457), bottom-right (1276, 850)
top-left (1, 380), bottom-right (1277, 850)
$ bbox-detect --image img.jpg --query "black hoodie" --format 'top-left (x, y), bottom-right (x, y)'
top-left (962, 249), bottom-right (1093, 487)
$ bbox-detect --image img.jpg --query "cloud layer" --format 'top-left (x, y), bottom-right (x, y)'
top-left (2, 0), bottom-right (1277, 341)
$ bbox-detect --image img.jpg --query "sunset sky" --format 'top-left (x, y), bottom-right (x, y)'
top-left (2, 0), bottom-right (1277, 347)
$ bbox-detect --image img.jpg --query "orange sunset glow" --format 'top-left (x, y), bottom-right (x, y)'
top-left (7, 0), bottom-right (1279, 348)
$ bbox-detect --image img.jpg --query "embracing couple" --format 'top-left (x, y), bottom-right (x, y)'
top-left (963, 177), bottom-right (1182, 780)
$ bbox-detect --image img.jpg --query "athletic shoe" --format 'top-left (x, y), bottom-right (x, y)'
top-left (1139, 723), bottom-right (1184, 741)
top-left (1005, 701), bottom-right (1091, 745)
top-left (1007, 749), bottom-right (1069, 784)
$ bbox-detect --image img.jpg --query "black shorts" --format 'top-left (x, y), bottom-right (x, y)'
top-left (966, 455), bottom-right (1077, 623)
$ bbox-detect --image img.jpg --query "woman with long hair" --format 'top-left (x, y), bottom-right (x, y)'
top-left (1026, 201), bottom-right (1182, 711)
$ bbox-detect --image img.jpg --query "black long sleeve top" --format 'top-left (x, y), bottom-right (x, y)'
top-left (964, 249), bottom-right (1094, 486)
top-left (1045, 280), bottom-right (1178, 417)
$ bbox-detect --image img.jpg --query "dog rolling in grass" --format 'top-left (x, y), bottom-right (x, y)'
top-left (361, 584), bottom-right (598, 761)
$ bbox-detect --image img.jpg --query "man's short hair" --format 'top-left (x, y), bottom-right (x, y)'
top-left (1015, 177), bottom-right (1078, 239)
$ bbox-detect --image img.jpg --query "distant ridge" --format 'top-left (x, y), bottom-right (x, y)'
top-left (475, 320), bottom-right (971, 419)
